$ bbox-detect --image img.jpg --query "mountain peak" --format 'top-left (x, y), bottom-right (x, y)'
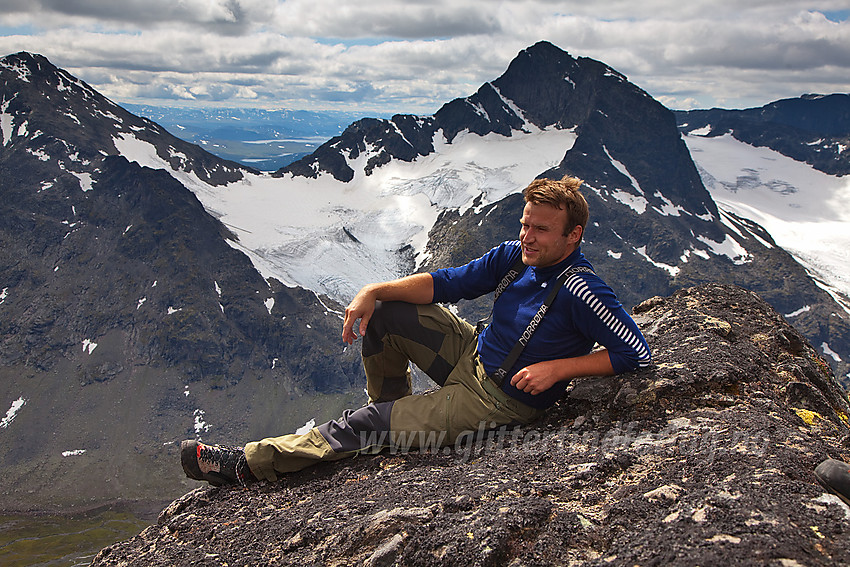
top-left (278, 43), bottom-right (685, 191)
top-left (1, 50), bottom-right (106, 108)
top-left (1, 50), bottom-right (251, 186)
top-left (0, 51), bottom-right (52, 76)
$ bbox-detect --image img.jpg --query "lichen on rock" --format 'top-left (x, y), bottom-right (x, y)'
top-left (92, 284), bottom-right (850, 566)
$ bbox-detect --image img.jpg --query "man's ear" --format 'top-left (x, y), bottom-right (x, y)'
top-left (567, 224), bottom-right (583, 244)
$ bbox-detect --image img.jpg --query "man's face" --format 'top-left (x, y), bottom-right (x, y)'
top-left (519, 201), bottom-right (582, 267)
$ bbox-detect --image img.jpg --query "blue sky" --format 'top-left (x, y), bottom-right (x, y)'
top-left (824, 10), bottom-right (850, 22)
top-left (1, 1), bottom-right (849, 114)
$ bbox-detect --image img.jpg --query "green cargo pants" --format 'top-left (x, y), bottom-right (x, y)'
top-left (244, 301), bottom-right (544, 481)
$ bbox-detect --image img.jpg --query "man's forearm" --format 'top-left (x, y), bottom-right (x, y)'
top-left (557, 349), bottom-right (615, 380)
top-left (363, 273), bottom-right (434, 304)
top-left (342, 273), bottom-right (434, 344)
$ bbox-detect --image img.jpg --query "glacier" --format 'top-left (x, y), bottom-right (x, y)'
top-left (684, 132), bottom-right (850, 314)
top-left (111, 119), bottom-right (850, 315)
top-left (114, 126), bottom-right (577, 303)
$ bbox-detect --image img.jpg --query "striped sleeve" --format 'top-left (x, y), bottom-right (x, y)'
top-left (564, 273), bottom-right (651, 373)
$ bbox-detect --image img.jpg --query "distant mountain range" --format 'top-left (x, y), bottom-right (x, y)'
top-left (123, 104), bottom-right (379, 171)
top-left (0, 41), bottom-right (848, 514)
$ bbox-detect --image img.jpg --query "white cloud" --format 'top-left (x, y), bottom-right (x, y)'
top-left (270, 0), bottom-right (503, 39)
top-left (5, 0), bottom-right (278, 33)
top-left (1, 1), bottom-right (848, 113)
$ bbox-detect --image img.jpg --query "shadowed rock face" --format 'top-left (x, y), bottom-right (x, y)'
top-left (92, 283), bottom-right (850, 566)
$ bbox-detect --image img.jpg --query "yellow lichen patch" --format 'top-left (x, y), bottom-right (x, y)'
top-left (777, 370), bottom-right (794, 382)
top-left (793, 408), bottom-right (823, 426)
top-left (702, 316), bottom-right (732, 337)
top-left (838, 411), bottom-right (849, 426)
top-left (750, 333), bottom-right (770, 343)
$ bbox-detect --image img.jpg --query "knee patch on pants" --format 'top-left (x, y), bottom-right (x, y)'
top-left (317, 402), bottom-right (394, 453)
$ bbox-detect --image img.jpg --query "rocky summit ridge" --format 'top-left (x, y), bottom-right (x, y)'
top-left (0, 50), bottom-right (363, 512)
top-left (92, 284), bottom-right (850, 566)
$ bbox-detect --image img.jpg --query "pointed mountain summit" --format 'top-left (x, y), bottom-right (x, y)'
top-left (279, 42), bottom-right (712, 211)
top-left (0, 51), bottom-right (250, 185)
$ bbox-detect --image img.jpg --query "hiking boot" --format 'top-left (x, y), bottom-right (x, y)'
top-left (814, 458), bottom-right (850, 506)
top-left (181, 440), bottom-right (257, 487)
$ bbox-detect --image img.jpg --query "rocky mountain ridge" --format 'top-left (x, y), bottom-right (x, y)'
top-left (675, 93), bottom-right (850, 177)
top-left (91, 284), bottom-right (850, 566)
top-left (0, 51), bottom-right (362, 513)
top-left (279, 41), bottom-right (716, 222)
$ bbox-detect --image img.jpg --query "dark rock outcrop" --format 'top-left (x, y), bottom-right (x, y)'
top-left (92, 284), bottom-right (850, 566)
top-left (0, 50), bottom-right (363, 513)
top-left (675, 94), bottom-right (850, 177)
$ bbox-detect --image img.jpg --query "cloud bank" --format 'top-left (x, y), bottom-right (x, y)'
top-left (1, 1), bottom-right (849, 114)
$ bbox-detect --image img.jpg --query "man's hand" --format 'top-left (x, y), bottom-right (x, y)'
top-left (509, 360), bottom-right (564, 395)
top-left (341, 274), bottom-right (435, 345)
top-left (342, 286), bottom-right (377, 345)
top-left (510, 350), bottom-right (615, 395)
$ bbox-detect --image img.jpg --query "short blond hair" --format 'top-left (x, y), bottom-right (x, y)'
top-left (523, 175), bottom-right (589, 237)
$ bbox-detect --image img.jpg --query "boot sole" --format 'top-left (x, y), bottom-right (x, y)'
top-left (181, 439), bottom-right (248, 487)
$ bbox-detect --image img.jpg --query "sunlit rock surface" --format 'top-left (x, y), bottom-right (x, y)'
top-left (92, 284), bottom-right (850, 566)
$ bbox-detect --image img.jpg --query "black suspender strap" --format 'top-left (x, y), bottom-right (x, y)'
top-left (489, 264), bottom-right (595, 387)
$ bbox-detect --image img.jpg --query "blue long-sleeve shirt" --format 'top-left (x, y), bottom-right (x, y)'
top-left (430, 241), bottom-right (651, 409)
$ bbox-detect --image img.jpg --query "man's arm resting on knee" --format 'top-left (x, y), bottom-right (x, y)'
top-left (342, 273), bottom-right (434, 344)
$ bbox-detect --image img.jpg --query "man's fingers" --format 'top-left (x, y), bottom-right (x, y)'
top-left (342, 308), bottom-right (360, 343)
top-left (510, 367), bottom-right (544, 395)
top-left (510, 368), bottom-right (528, 387)
top-left (358, 314), bottom-right (371, 339)
top-left (342, 308), bottom-right (371, 344)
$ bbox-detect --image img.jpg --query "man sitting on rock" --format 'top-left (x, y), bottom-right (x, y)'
top-left (181, 175), bottom-right (652, 486)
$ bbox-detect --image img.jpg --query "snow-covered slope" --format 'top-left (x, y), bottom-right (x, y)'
top-left (114, 107), bottom-right (850, 329)
top-left (115, 126), bottom-right (577, 302)
top-left (684, 131), bottom-right (850, 315)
